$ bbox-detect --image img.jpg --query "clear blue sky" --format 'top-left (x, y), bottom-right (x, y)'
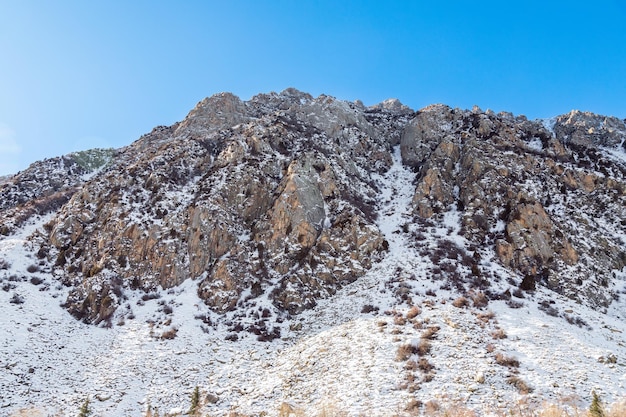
top-left (1, 1), bottom-right (625, 175)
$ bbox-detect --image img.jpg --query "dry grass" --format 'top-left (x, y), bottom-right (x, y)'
top-left (190, 396), bottom-right (626, 417)
top-left (608, 399), bottom-right (626, 417)
top-left (476, 310), bottom-right (496, 323)
top-left (471, 291), bottom-right (489, 308)
top-left (10, 409), bottom-right (49, 417)
top-left (394, 315), bottom-right (407, 326)
top-left (417, 357), bottom-right (434, 373)
top-left (396, 342), bottom-right (416, 361)
top-left (160, 327), bottom-right (178, 340)
top-left (421, 326), bottom-right (440, 340)
top-left (491, 327), bottom-right (508, 339)
top-left (406, 305), bottom-right (421, 319)
top-left (452, 296), bottom-right (470, 308)
top-left (495, 352), bottom-right (520, 368)
top-left (506, 376), bottom-right (533, 394)
top-left (416, 339), bottom-right (432, 356)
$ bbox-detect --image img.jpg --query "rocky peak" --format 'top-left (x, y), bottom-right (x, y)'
top-left (553, 110), bottom-right (626, 149)
top-left (175, 92), bottom-right (250, 138)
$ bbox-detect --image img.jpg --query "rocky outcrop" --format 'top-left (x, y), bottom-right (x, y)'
top-left (402, 105), bottom-right (626, 308)
top-left (553, 110), bottom-right (626, 149)
top-left (7, 88), bottom-right (624, 326)
top-left (46, 89), bottom-right (404, 323)
top-left (0, 148), bottom-right (115, 235)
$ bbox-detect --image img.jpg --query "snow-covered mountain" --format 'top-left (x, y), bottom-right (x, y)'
top-left (1, 89), bottom-right (625, 416)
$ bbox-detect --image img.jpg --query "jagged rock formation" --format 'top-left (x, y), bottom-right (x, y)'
top-left (2, 89), bottom-right (624, 327)
top-left (42, 89), bottom-right (413, 326)
top-left (402, 106), bottom-right (626, 308)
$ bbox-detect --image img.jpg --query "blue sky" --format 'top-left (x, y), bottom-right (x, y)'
top-left (1, 1), bottom-right (625, 175)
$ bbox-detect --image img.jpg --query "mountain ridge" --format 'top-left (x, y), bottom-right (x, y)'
top-left (1, 88), bottom-right (625, 416)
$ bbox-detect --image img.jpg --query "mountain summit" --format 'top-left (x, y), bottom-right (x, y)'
top-left (1, 89), bottom-right (625, 416)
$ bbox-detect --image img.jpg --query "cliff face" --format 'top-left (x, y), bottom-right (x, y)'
top-left (402, 106), bottom-right (626, 308)
top-left (41, 89), bottom-right (412, 325)
top-left (3, 89), bottom-right (624, 327)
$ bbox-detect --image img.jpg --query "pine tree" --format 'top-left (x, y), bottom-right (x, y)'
top-left (78, 397), bottom-right (91, 417)
top-left (589, 390), bottom-right (605, 417)
top-left (189, 385), bottom-right (200, 415)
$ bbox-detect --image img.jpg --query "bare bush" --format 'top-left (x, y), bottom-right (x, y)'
top-left (396, 343), bottom-right (416, 361)
top-left (495, 352), bottom-right (520, 368)
top-left (416, 339), bottom-right (432, 356)
top-left (406, 305), bottom-right (421, 319)
top-left (421, 326), bottom-right (440, 340)
top-left (404, 360), bottom-right (418, 371)
top-left (160, 328), bottom-right (178, 340)
top-left (491, 328), bottom-right (507, 339)
top-left (394, 315), bottom-right (406, 326)
top-left (452, 296), bottom-right (469, 308)
top-left (417, 357), bottom-right (434, 373)
top-left (471, 291), bottom-right (489, 308)
top-left (507, 376), bottom-right (533, 394)
top-left (361, 304), bottom-right (378, 314)
top-left (506, 299), bottom-right (525, 309)
top-left (476, 310), bottom-right (495, 323)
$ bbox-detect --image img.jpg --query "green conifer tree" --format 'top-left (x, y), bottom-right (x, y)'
top-left (189, 385), bottom-right (200, 415)
top-left (589, 391), bottom-right (605, 417)
top-left (78, 397), bottom-right (91, 417)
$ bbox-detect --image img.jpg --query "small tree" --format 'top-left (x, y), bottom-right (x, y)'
top-left (589, 391), bottom-right (605, 417)
top-left (189, 385), bottom-right (200, 415)
top-left (78, 397), bottom-right (91, 417)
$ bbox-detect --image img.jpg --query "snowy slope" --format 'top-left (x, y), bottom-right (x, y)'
top-left (2, 146), bottom-right (625, 417)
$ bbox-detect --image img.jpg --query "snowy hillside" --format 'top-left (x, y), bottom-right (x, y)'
top-left (1, 90), bottom-right (626, 416)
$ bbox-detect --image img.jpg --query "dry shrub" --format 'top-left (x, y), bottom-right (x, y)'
top-left (507, 376), bottom-right (533, 394)
top-left (406, 305), bottom-right (421, 319)
top-left (439, 404), bottom-right (478, 417)
top-left (537, 403), bottom-right (568, 417)
top-left (423, 400), bottom-right (440, 415)
top-left (472, 291), bottom-right (489, 308)
top-left (452, 296), bottom-right (469, 308)
top-left (279, 402), bottom-right (306, 417)
top-left (421, 326), bottom-right (440, 340)
top-left (405, 398), bottom-right (422, 414)
top-left (491, 328), bottom-right (507, 339)
top-left (495, 352), bottom-right (520, 368)
top-left (396, 343), bottom-right (416, 361)
top-left (609, 399), bottom-right (626, 417)
top-left (417, 357), bottom-right (434, 373)
top-left (422, 372), bottom-right (435, 382)
top-left (404, 360), bottom-right (418, 371)
top-left (394, 315), bottom-right (407, 326)
top-left (160, 327), bottom-right (178, 340)
top-left (360, 304), bottom-right (378, 314)
top-left (417, 339), bottom-right (432, 356)
top-left (476, 310), bottom-right (495, 323)
top-left (486, 343), bottom-right (496, 353)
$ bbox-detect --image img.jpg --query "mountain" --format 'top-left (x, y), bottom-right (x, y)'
top-left (1, 89), bottom-right (625, 416)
